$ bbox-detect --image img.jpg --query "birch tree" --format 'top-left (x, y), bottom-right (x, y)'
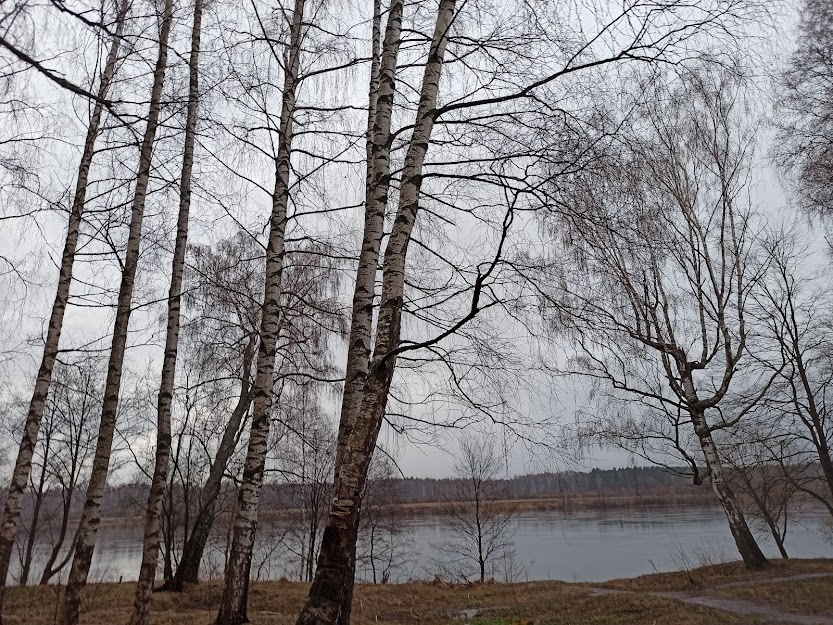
top-left (297, 1), bottom-right (768, 622)
top-left (60, 1), bottom-right (175, 621)
top-left (544, 67), bottom-right (770, 568)
top-left (215, 0), bottom-right (308, 621)
top-left (0, 0), bottom-right (129, 616)
top-left (130, 0), bottom-right (203, 620)
top-left (298, 3), bottom-right (458, 622)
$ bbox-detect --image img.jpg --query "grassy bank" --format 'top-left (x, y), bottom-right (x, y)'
top-left (7, 559), bottom-right (833, 625)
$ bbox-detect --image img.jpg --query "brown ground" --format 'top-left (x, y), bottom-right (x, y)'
top-left (8, 560), bottom-right (833, 625)
top-left (600, 558), bottom-right (833, 592)
top-left (715, 576), bottom-right (833, 615)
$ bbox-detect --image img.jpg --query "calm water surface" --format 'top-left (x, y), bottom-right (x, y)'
top-left (17, 506), bottom-right (833, 584)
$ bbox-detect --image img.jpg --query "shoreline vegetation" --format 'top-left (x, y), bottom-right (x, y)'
top-left (6, 559), bottom-right (833, 625)
top-left (98, 490), bottom-right (722, 527)
top-left (80, 465), bottom-right (732, 526)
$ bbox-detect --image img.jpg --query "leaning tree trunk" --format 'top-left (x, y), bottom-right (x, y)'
top-left (691, 409), bottom-right (768, 569)
top-left (215, 2), bottom-right (305, 623)
top-left (0, 1), bottom-right (129, 614)
top-left (169, 337), bottom-right (255, 590)
top-left (792, 348), bottom-right (833, 504)
top-left (130, 0), bottom-right (202, 621)
top-left (296, 3), bottom-right (456, 623)
top-left (760, 510), bottom-right (788, 559)
top-left (60, 3), bottom-right (174, 624)
top-left (737, 469), bottom-right (789, 559)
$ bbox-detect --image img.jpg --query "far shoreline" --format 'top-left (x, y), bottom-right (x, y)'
top-left (99, 491), bottom-right (722, 528)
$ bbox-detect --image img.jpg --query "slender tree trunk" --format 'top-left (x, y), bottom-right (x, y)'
top-left (60, 4), bottom-right (174, 623)
top-left (476, 497), bottom-right (484, 583)
top-left (790, 338), bottom-right (833, 503)
top-left (215, 3), bottom-right (306, 623)
top-left (738, 471), bottom-right (789, 559)
top-left (39, 486), bottom-right (76, 585)
top-left (334, 0), bottom-right (387, 472)
top-left (691, 410), bottom-right (768, 569)
top-left (130, 0), bottom-right (202, 621)
top-left (763, 515), bottom-right (789, 559)
top-left (170, 341), bottom-right (255, 590)
top-left (20, 431), bottom-right (51, 587)
top-left (296, 4), bottom-right (456, 623)
top-left (19, 453), bottom-right (48, 586)
top-left (0, 2), bottom-right (129, 614)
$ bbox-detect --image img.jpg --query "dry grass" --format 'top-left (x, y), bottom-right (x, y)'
top-left (395, 493), bottom-right (716, 516)
top-left (4, 577), bottom-right (762, 625)
top-left (599, 558), bottom-right (833, 593)
top-left (714, 576), bottom-right (833, 615)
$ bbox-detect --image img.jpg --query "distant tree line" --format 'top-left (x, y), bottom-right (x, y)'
top-left (2, 464), bottom-right (709, 525)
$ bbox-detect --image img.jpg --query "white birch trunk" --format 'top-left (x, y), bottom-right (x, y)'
top-left (332, 6), bottom-right (386, 622)
top-left (334, 0), bottom-right (399, 472)
top-left (0, 4), bottom-right (129, 614)
top-left (129, 0), bottom-right (203, 621)
top-left (681, 374), bottom-right (767, 569)
top-left (215, 2), bottom-right (306, 623)
top-left (60, 3), bottom-right (174, 623)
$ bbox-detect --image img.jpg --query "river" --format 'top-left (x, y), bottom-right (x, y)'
top-left (13, 506), bottom-right (832, 585)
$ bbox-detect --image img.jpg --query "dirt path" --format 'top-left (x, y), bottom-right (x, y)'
top-left (706, 572), bottom-right (833, 591)
top-left (653, 592), bottom-right (833, 625)
top-left (587, 573), bottom-right (833, 625)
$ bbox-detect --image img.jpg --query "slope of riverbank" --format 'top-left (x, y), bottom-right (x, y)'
top-left (7, 559), bottom-right (833, 625)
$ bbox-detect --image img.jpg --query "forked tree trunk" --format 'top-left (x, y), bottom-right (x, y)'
top-left (60, 3), bottom-right (174, 623)
top-left (215, 2), bottom-right (306, 623)
top-left (0, 2), bottom-right (129, 615)
top-left (760, 509), bottom-right (788, 559)
top-left (690, 409), bottom-right (768, 569)
top-left (296, 3), bottom-right (456, 623)
top-left (39, 504), bottom-right (77, 585)
top-left (170, 337), bottom-right (255, 590)
top-left (19, 433), bottom-right (50, 586)
top-left (299, 2), bottom-right (392, 621)
top-left (130, 0), bottom-right (203, 621)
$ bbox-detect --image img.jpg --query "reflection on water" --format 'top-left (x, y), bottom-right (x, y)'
top-left (12, 506), bottom-right (833, 585)
top-left (406, 507), bottom-right (831, 581)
